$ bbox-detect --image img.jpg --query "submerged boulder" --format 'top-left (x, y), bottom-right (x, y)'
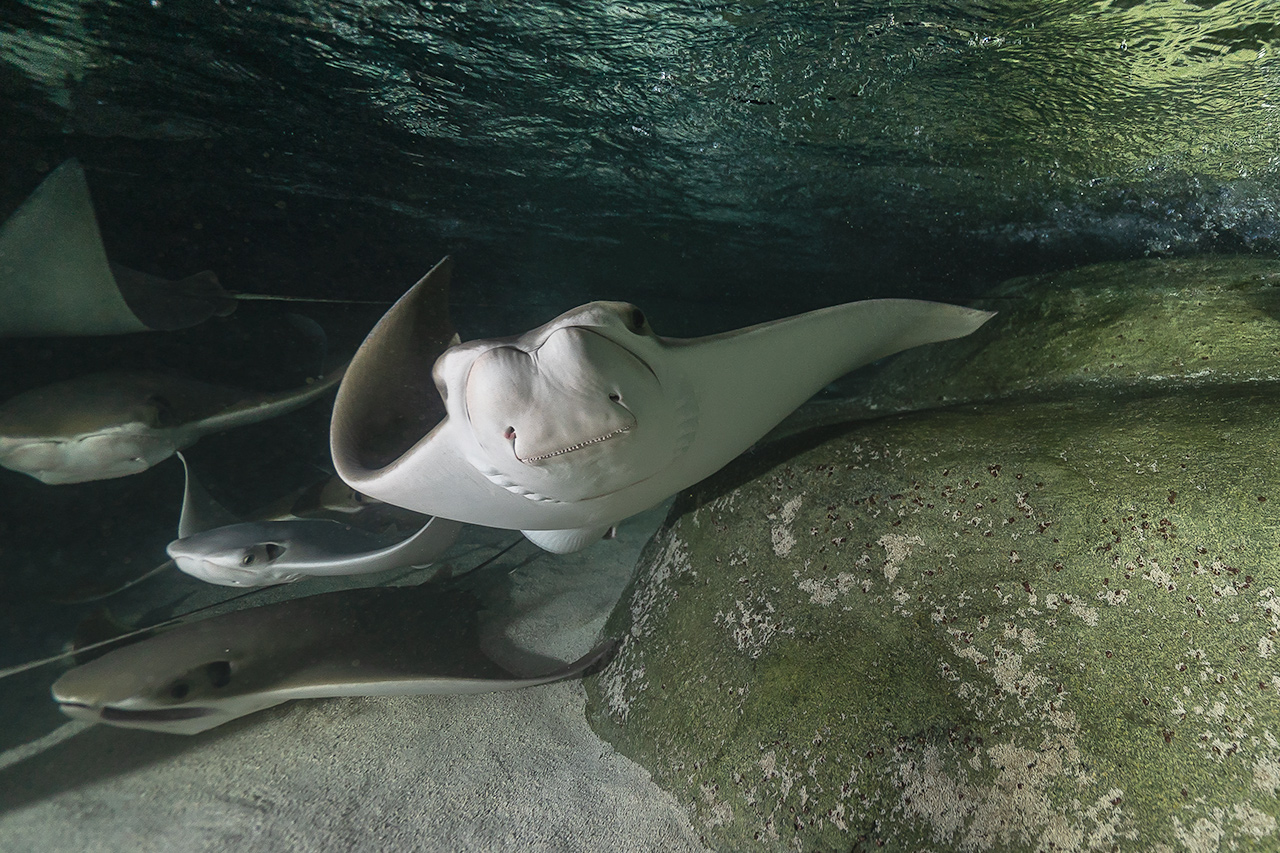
top-left (585, 258), bottom-right (1280, 852)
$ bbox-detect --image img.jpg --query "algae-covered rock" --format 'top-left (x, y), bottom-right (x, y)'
top-left (587, 387), bottom-right (1280, 851)
top-left (585, 258), bottom-right (1280, 851)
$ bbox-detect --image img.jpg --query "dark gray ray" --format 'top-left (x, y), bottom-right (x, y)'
top-left (51, 582), bottom-right (616, 734)
top-left (0, 160), bottom-right (384, 339)
top-left (0, 160), bottom-right (235, 337)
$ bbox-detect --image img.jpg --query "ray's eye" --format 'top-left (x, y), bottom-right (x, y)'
top-left (240, 543), bottom-right (285, 567)
top-left (627, 307), bottom-right (646, 332)
top-left (169, 681), bottom-right (190, 700)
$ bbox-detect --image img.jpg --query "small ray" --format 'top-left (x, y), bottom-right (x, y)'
top-left (0, 160), bottom-right (234, 336)
top-left (0, 160), bottom-right (391, 339)
top-left (0, 361), bottom-right (347, 484)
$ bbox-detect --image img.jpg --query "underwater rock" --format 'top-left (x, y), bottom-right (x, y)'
top-left (588, 390), bottom-right (1280, 851)
top-left (586, 258), bottom-right (1280, 851)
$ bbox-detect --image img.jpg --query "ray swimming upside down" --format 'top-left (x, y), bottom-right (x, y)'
top-left (331, 257), bottom-right (995, 552)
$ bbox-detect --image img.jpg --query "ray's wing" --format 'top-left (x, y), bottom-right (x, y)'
top-left (331, 257), bottom-right (457, 474)
top-left (176, 452), bottom-right (242, 537)
top-left (179, 359), bottom-right (350, 437)
top-left (110, 264), bottom-right (236, 330)
top-left (0, 160), bottom-right (143, 336)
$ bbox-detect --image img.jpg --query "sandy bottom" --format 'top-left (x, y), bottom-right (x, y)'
top-left (0, 503), bottom-right (707, 852)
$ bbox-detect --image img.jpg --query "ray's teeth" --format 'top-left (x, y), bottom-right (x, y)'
top-left (521, 426), bottom-right (631, 463)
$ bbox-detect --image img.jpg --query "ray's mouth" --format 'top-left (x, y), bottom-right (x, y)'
top-left (514, 425), bottom-right (632, 464)
top-left (58, 701), bottom-right (214, 723)
top-left (102, 706), bottom-right (213, 723)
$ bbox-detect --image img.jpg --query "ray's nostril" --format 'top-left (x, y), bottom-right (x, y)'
top-left (504, 426), bottom-right (517, 440)
top-left (608, 392), bottom-right (621, 402)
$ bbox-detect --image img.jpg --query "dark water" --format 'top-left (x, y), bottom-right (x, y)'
top-left (1, 0), bottom-right (1279, 737)
top-left (5, 0), bottom-right (1280, 330)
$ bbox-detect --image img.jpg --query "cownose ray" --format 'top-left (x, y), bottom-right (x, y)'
top-left (0, 159), bottom-right (235, 336)
top-left (173, 451), bottom-right (389, 534)
top-left (0, 159), bottom-right (392, 338)
top-left (51, 583), bottom-right (617, 734)
top-left (52, 463), bottom-right (400, 603)
top-left (0, 360), bottom-right (348, 484)
top-left (331, 257), bottom-right (996, 553)
top-left (167, 452), bottom-right (462, 587)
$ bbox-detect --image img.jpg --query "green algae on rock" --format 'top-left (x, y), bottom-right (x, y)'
top-left (586, 386), bottom-right (1280, 852)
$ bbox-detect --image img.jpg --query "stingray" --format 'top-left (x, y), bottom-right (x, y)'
top-left (0, 159), bottom-right (235, 336)
top-left (52, 464), bottom-right (401, 603)
top-left (51, 584), bottom-right (616, 734)
top-left (0, 361), bottom-right (348, 484)
top-left (331, 259), bottom-right (996, 552)
top-left (0, 160), bottom-right (391, 338)
top-left (167, 453), bottom-right (462, 587)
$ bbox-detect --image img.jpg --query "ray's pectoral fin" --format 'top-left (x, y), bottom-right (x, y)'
top-left (544, 638), bottom-right (620, 682)
top-left (187, 358), bottom-right (351, 438)
top-left (111, 264), bottom-right (237, 330)
top-left (397, 516), bottom-right (463, 568)
top-left (331, 256), bottom-right (458, 475)
top-left (0, 159), bottom-right (145, 337)
top-left (176, 452), bottom-right (242, 538)
top-left (520, 525), bottom-right (616, 554)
